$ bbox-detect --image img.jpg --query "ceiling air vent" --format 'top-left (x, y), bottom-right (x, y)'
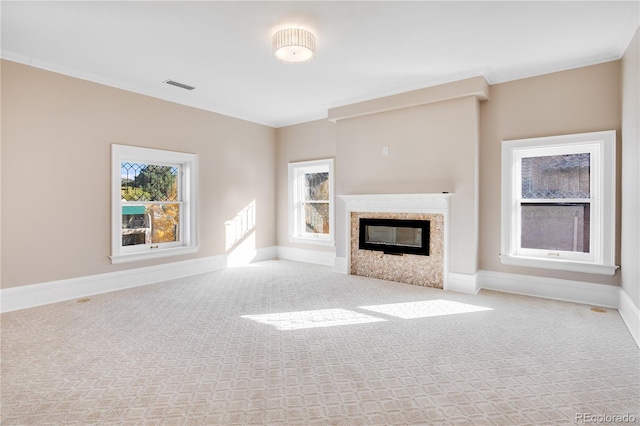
top-left (164, 80), bottom-right (195, 91)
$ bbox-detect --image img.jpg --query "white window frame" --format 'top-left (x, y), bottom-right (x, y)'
top-left (111, 144), bottom-right (199, 264)
top-left (288, 159), bottom-right (335, 246)
top-left (501, 130), bottom-right (618, 275)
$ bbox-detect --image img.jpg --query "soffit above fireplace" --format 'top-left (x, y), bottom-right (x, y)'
top-left (328, 76), bottom-right (488, 122)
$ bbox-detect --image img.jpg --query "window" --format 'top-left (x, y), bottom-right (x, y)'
top-left (501, 131), bottom-right (618, 275)
top-left (111, 144), bottom-right (198, 263)
top-left (288, 159), bottom-right (335, 246)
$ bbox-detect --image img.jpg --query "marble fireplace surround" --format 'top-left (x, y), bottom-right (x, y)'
top-left (338, 193), bottom-right (451, 289)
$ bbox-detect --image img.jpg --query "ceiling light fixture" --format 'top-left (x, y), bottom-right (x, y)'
top-left (272, 28), bottom-right (316, 64)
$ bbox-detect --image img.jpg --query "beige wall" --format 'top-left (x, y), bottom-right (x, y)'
top-left (1, 60), bottom-right (276, 289)
top-left (275, 119), bottom-right (337, 251)
top-left (479, 61), bottom-right (622, 285)
top-left (3, 53), bottom-right (631, 292)
top-left (621, 28), bottom-right (640, 307)
top-left (335, 96), bottom-right (480, 275)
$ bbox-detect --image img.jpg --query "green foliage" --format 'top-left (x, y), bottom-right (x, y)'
top-left (121, 187), bottom-right (151, 201)
top-left (121, 164), bottom-right (177, 201)
top-left (134, 165), bottom-right (176, 201)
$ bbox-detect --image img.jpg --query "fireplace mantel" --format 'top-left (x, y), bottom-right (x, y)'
top-left (338, 193), bottom-right (451, 212)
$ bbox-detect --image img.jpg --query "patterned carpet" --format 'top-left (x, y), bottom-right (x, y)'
top-left (1, 260), bottom-right (638, 425)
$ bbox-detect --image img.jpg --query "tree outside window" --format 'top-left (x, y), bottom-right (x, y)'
top-left (120, 163), bottom-right (180, 245)
top-left (111, 145), bottom-right (198, 264)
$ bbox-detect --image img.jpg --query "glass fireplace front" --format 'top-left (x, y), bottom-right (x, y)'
top-left (359, 218), bottom-right (430, 256)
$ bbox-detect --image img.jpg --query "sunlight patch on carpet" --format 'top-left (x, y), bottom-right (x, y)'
top-left (242, 308), bottom-right (387, 330)
top-left (360, 299), bottom-right (492, 319)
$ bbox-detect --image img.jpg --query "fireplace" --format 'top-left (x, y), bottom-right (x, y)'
top-left (359, 218), bottom-right (430, 256)
top-left (338, 193), bottom-right (451, 289)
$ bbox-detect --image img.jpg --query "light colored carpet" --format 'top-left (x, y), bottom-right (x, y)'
top-left (1, 259), bottom-right (638, 425)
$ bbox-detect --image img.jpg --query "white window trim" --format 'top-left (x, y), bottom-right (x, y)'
top-left (288, 159), bottom-right (335, 247)
top-left (500, 130), bottom-right (618, 275)
top-left (111, 144), bottom-right (199, 264)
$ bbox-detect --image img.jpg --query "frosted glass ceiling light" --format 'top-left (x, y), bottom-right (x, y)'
top-left (273, 28), bottom-right (315, 64)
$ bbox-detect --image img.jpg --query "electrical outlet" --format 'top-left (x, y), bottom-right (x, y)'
top-left (382, 146), bottom-right (389, 156)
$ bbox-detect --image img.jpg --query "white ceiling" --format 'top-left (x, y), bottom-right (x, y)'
top-left (2, 1), bottom-right (639, 128)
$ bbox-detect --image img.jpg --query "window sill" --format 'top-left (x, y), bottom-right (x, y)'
top-left (288, 236), bottom-right (335, 247)
top-left (110, 246), bottom-right (199, 264)
top-left (500, 254), bottom-right (619, 276)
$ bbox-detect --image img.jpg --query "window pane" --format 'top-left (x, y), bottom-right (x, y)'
top-left (521, 203), bottom-right (590, 252)
top-left (521, 153), bottom-right (590, 199)
top-left (121, 163), bottom-right (179, 202)
top-left (303, 172), bottom-right (329, 201)
top-left (304, 202), bottom-right (329, 234)
top-left (122, 204), bottom-right (180, 246)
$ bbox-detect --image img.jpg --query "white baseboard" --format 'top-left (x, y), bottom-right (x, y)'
top-left (447, 272), bottom-right (479, 294)
top-left (334, 256), bottom-right (348, 274)
top-left (255, 246), bottom-right (278, 262)
top-left (477, 270), bottom-right (620, 308)
top-left (0, 255), bottom-right (227, 313)
top-left (276, 246), bottom-right (336, 267)
top-left (619, 289), bottom-right (640, 348)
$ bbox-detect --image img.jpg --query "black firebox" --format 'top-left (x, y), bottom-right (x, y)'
top-left (358, 218), bottom-right (430, 256)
